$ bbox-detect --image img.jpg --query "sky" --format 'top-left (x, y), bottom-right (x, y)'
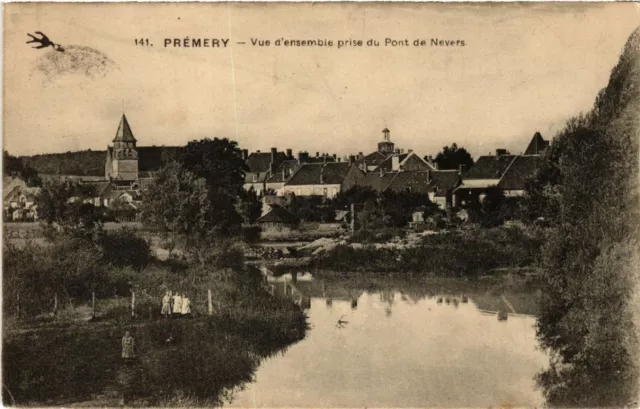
top-left (3, 2), bottom-right (639, 159)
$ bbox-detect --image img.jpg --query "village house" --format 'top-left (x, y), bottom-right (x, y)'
top-left (3, 176), bottom-right (27, 202)
top-left (243, 149), bottom-right (344, 195)
top-left (376, 150), bottom-right (435, 173)
top-left (256, 201), bottom-right (300, 233)
top-left (361, 167), bottom-right (460, 209)
top-left (243, 148), bottom-right (292, 195)
top-left (3, 185), bottom-right (40, 221)
top-left (280, 159), bottom-right (365, 198)
top-left (455, 132), bottom-right (549, 204)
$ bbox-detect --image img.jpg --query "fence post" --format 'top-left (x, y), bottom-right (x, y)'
top-left (92, 292), bottom-right (96, 318)
top-left (350, 203), bottom-right (355, 234)
top-left (131, 291), bottom-right (135, 318)
top-left (208, 289), bottom-right (213, 316)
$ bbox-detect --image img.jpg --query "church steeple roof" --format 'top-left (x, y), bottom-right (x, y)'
top-left (113, 114), bottom-right (136, 143)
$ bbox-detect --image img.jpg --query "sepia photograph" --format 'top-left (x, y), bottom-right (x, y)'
top-left (2, 2), bottom-right (639, 408)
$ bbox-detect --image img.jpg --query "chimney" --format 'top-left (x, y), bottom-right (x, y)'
top-left (358, 152), bottom-right (363, 159)
top-left (408, 149), bottom-right (413, 153)
top-left (271, 147), bottom-right (277, 163)
top-left (286, 148), bottom-right (293, 158)
top-left (316, 152), bottom-right (320, 158)
top-left (392, 155), bottom-right (400, 171)
top-left (496, 149), bottom-right (507, 158)
top-left (348, 155), bottom-right (355, 165)
top-left (458, 164), bottom-right (466, 174)
top-left (242, 149), bottom-right (249, 161)
top-left (332, 154), bottom-right (337, 161)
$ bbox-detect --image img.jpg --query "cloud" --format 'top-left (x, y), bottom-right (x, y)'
top-left (30, 45), bottom-right (119, 86)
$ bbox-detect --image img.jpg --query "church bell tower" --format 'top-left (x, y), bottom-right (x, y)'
top-left (106, 114), bottom-right (139, 182)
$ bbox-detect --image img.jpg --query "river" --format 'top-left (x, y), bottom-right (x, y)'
top-left (227, 276), bottom-right (548, 408)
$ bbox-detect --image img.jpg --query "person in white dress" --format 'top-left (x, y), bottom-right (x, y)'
top-left (181, 293), bottom-right (191, 317)
top-left (172, 293), bottom-right (182, 317)
top-left (161, 291), bottom-right (171, 317)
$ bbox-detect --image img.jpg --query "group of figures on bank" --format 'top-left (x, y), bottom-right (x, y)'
top-left (161, 291), bottom-right (192, 318)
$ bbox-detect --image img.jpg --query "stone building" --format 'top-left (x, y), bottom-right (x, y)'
top-left (105, 114), bottom-right (139, 183)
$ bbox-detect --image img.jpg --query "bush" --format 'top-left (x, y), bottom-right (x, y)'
top-left (314, 225), bottom-right (544, 276)
top-left (347, 228), bottom-right (406, 244)
top-left (242, 225), bottom-right (262, 243)
top-left (100, 228), bottom-right (151, 271)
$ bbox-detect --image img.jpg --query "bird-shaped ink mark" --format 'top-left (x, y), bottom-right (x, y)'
top-left (336, 315), bottom-right (349, 328)
top-left (27, 32), bottom-right (64, 52)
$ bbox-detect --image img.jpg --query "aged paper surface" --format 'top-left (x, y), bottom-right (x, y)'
top-left (2, 2), bottom-right (640, 408)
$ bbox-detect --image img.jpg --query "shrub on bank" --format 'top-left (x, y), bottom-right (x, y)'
top-left (100, 228), bottom-right (151, 271)
top-left (347, 228), bottom-right (407, 244)
top-left (313, 225), bottom-right (545, 276)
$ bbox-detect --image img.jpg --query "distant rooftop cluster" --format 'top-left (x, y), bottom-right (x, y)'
top-left (4, 115), bottom-right (550, 221)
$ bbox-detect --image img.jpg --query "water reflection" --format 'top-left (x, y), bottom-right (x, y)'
top-left (228, 277), bottom-right (548, 408)
top-left (3, 311), bottom-right (306, 406)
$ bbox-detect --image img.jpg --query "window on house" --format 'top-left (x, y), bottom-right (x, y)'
top-left (323, 188), bottom-right (328, 197)
top-left (252, 173), bottom-right (258, 183)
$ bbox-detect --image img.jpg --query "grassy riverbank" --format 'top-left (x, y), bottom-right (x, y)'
top-left (308, 225), bottom-right (546, 277)
top-left (2, 233), bottom-right (308, 406)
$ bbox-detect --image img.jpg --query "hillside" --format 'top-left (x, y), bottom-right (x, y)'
top-left (19, 146), bottom-right (183, 177)
top-left (21, 150), bottom-right (106, 176)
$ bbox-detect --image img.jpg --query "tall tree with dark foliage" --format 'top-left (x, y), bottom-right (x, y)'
top-left (429, 143), bottom-right (474, 171)
top-left (535, 27), bottom-right (639, 407)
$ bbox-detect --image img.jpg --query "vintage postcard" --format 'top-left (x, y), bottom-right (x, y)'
top-left (2, 2), bottom-right (639, 408)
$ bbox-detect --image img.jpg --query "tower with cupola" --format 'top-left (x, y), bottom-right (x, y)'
top-left (377, 128), bottom-right (395, 156)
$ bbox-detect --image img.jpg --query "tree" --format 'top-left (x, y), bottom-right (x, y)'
top-left (37, 179), bottom-right (102, 241)
top-left (4, 151), bottom-right (42, 187)
top-left (178, 138), bottom-right (247, 196)
top-left (238, 187), bottom-right (262, 224)
top-left (429, 143), bottom-right (474, 171)
top-left (331, 186), bottom-right (378, 210)
top-left (479, 185), bottom-right (506, 228)
top-left (356, 200), bottom-right (385, 230)
top-left (535, 27), bottom-right (639, 406)
top-left (139, 162), bottom-right (213, 256)
top-left (286, 194), bottom-right (326, 222)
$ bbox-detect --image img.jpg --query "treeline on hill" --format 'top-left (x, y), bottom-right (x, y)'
top-left (526, 27), bottom-right (640, 406)
top-left (18, 147), bottom-right (186, 177)
top-left (4, 151), bottom-right (42, 186)
top-left (20, 149), bottom-right (106, 176)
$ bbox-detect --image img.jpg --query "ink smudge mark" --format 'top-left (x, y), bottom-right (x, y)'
top-left (31, 45), bottom-right (119, 86)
